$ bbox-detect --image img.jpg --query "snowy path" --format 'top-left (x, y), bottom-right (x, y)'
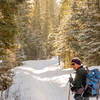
top-left (7, 57), bottom-right (99, 100)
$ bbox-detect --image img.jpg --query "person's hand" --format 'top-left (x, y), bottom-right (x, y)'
top-left (69, 76), bottom-right (73, 83)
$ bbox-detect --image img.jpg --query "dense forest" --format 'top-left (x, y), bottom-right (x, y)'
top-left (0, 0), bottom-right (100, 93)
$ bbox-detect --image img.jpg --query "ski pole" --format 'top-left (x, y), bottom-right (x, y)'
top-left (68, 85), bottom-right (71, 100)
top-left (66, 80), bottom-right (69, 100)
top-left (68, 74), bottom-right (72, 100)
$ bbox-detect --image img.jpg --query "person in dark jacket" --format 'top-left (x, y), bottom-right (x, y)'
top-left (69, 58), bottom-right (89, 100)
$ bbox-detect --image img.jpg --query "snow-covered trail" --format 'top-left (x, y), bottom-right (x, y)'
top-left (8, 57), bottom-right (74, 100)
top-left (7, 57), bottom-right (99, 100)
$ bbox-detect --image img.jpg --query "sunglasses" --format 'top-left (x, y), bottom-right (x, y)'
top-left (72, 63), bottom-right (75, 66)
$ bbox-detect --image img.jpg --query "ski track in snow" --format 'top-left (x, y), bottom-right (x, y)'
top-left (2, 57), bottom-right (99, 100)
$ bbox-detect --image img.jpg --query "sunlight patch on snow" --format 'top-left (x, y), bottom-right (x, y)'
top-left (22, 70), bottom-right (65, 82)
top-left (17, 65), bottom-right (59, 74)
top-left (21, 68), bottom-right (75, 88)
top-left (22, 71), bottom-right (69, 87)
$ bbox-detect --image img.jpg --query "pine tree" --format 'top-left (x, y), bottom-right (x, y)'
top-left (65, 0), bottom-right (100, 66)
top-left (0, 0), bottom-right (25, 92)
top-left (77, 1), bottom-right (100, 66)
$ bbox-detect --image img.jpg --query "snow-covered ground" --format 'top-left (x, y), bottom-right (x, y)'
top-left (2, 57), bottom-right (100, 100)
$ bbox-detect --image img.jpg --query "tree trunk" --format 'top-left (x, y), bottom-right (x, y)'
top-left (58, 56), bottom-right (60, 65)
top-left (64, 50), bottom-right (71, 69)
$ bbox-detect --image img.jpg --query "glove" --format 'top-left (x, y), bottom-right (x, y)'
top-left (69, 77), bottom-right (73, 83)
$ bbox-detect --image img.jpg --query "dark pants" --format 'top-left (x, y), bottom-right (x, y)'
top-left (75, 96), bottom-right (89, 100)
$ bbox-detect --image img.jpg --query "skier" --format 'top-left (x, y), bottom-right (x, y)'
top-left (69, 58), bottom-right (89, 100)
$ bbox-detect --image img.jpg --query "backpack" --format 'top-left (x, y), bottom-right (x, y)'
top-left (85, 68), bottom-right (100, 99)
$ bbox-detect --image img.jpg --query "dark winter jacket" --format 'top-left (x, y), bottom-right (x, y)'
top-left (70, 66), bottom-right (87, 98)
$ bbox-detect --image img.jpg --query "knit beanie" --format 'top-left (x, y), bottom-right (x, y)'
top-left (72, 58), bottom-right (81, 65)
